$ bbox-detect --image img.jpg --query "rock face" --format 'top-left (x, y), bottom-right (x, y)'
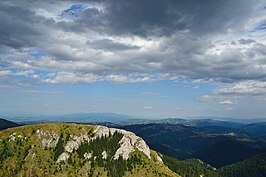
top-left (57, 152), bottom-right (69, 163)
top-left (93, 125), bottom-right (151, 160)
top-left (37, 129), bottom-right (59, 149)
top-left (32, 126), bottom-right (151, 163)
top-left (65, 134), bottom-right (90, 153)
top-left (43, 125), bottom-right (152, 163)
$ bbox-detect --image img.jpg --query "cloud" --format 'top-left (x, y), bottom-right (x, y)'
top-left (144, 106), bottom-right (153, 109)
top-left (213, 80), bottom-right (266, 96)
top-left (197, 95), bottom-right (213, 102)
top-left (219, 100), bottom-right (234, 105)
top-left (42, 72), bottom-right (172, 84)
top-left (43, 72), bottom-right (98, 84)
top-left (0, 70), bottom-right (11, 77)
top-left (238, 38), bottom-right (256, 44)
top-left (87, 39), bottom-right (140, 51)
top-left (0, 0), bottom-right (266, 88)
top-left (105, 74), bottom-right (151, 83)
top-left (13, 70), bottom-right (34, 76)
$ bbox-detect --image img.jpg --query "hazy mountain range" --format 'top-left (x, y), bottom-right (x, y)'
top-left (2, 112), bottom-right (266, 125)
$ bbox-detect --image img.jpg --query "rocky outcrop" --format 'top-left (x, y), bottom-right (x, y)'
top-left (114, 135), bottom-right (135, 160)
top-left (65, 134), bottom-right (90, 153)
top-left (37, 129), bottom-right (59, 149)
top-left (36, 125), bottom-right (151, 163)
top-left (57, 152), bottom-right (70, 163)
top-left (94, 125), bottom-right (151, 160)
top-left (156, 154), bottom-right (164, 163)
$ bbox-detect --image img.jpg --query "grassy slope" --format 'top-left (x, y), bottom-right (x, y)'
top-left (0, 123), bottom-right (180, 177)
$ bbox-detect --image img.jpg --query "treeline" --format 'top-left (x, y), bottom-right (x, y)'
top-left (218, 152), bottom-right (266, 177)
top-left (161, 154), bottom-right (221, 177)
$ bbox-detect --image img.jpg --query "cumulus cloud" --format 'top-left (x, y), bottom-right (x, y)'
top-left (1, 0), bottom-right (266, 89)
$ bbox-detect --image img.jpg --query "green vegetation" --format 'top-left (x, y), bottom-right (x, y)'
top-left (0, 123), bottom-right (180, 177)
top-left (218, 152), bottom-right (266, 177)
top-left (53, 133), bottom-right (64, 161)
top-left (161, 154), bottom-right (221, 177)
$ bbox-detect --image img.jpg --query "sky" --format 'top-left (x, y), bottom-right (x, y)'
top-left (1, 0), bottom-right (266, 119)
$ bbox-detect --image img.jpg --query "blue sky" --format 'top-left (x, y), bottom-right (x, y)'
top-left (1, 0), bottom-right (266, 119)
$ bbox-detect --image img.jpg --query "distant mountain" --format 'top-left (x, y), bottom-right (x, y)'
top-left (218, 151), bottom-right (266, 177)
top-left (4, 112), bottom-right (143, 124)
top-left (0, 123), bottom-right (180, 177)
top-left (192, 140), bottom-right (260, 168)
top-left (122, 123), bottom-right (229, 158)
top-left (4, 112), bottom-right (266, 126)
top-left (187, 117), bottom-right (266, 124)
top-left (56, 113), bottom-right (140, 122)
top-left (120, 123), bottom-right (266, 166)
top-left (187, 119), bottom-right (243, 128)
top-left (240, 123), bottom-right (266, 138)
top-left (0, 118), bottom-right (19, 130)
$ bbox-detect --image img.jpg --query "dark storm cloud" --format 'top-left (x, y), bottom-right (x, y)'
top-left (0, 3), bottom-right (57, 49)
top-left (66, 0), bottom-right (260, 37)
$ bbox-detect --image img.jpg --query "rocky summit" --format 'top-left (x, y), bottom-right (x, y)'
top-left (0, 123), bottom-right (179, 177)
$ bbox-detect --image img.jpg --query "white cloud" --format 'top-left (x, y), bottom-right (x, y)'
top-left (219, 100), bottom-right (234, 105)
top-left (43, 72), bottom-right (98, 84)
top-left (197, 95), bottom-right (213, 102)
top-left (41, 72), bottom-right (178, 84)
top-left (213, 80), bottom-right (266, 95)
top-left (104, 74), bottom-right (151, 83)
top-left (144, 106), bottom-right (153, 109)
top-left (0, 70), bottom-right (11, 77)
top-left (13, 70), bottom-right (34, 76)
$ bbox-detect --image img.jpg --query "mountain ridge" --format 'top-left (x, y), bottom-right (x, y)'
top-left (0, 123), bottom-right (180, 177)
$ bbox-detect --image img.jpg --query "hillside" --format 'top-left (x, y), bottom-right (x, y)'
top-left (121, 123), bottom-right (266, 166)
top-left (218, 151), bottom-right (266, 177)
top-left (0, 118), bottom-right (19, 130)
top-left (192, 140), bottom-right (260, 168)
top-left (160, 155), bottom-right (221, 177)
top-left (0, 123), bottom-right (180, 177)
